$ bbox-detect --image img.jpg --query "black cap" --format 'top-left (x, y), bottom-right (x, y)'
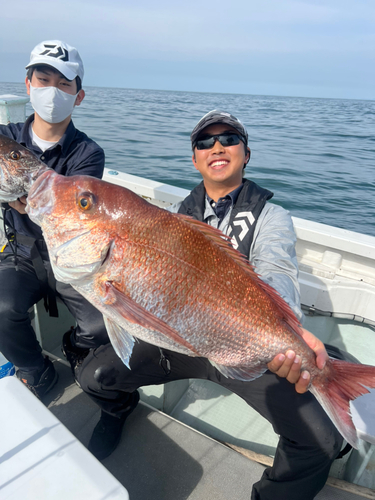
top-left (191, 110), bottom-right (248, 149)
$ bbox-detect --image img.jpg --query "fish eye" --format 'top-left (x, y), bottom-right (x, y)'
top-left (78, 193), bottom-right (95, 211)
top-left (9, 151), bottom-right (21, 160)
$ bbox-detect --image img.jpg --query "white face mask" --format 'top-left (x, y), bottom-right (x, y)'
top-left (29, 84), bottom-right (78, 124)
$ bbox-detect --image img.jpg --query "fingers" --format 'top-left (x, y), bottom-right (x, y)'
top-left (267, 353), bottom-right (286, 373)
top-left (267, 350), bottom-right (310, 393)
top-left (300, 328), bottom-right (328, 369)
top-left (315, 348), bottom-right (328, 370)
top-left (295, 370), bottom-right (311, 394)
top-left (268, 350), bottom-right (295, 376)
top-left (285, 353), bottom-right (303, 384)
top-left (8, 198), bottom-right (27, 214)
top-left (268, 350), bottom-right (301, 380)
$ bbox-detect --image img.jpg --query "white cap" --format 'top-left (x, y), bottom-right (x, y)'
top-left (25, 40), bottom-right (84, 82)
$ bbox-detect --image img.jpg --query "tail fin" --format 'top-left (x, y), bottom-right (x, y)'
top-left (309, 359), bottom-right (375, 449)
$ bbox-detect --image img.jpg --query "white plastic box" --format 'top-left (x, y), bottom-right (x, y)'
top-left (0, 94), bottom-right (29, 125)
top-left (0, 376), bottom-right (130, 499)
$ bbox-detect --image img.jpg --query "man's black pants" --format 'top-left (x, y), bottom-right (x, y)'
top-left (78, 340), bottom-right (343, 500)
top-left (0, 256), bottom-right (108, 370)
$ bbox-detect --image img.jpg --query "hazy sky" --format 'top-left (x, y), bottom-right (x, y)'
top-left (1, 0), bottom-right (374, 100)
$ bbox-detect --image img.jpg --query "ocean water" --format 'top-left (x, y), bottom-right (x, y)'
top-left (1, 82), bottom-right (374, 237)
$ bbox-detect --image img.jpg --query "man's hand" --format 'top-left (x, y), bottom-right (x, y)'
top-left (8, 196), bottom-right (27, 214)
top-left (267, 328), bottom-right (328, 394)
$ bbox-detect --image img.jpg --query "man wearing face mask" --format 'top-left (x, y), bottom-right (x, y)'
top-left (0, 40), bottom-right (108, 398)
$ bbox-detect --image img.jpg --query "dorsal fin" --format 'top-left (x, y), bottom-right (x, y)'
top-left (175, 213), bottom-right (303, 337)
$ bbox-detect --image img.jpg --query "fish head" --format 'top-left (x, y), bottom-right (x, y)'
top-left (26, 170), bottom-right (130, 284)
top-left (0, 135), bottom-right (50, 202)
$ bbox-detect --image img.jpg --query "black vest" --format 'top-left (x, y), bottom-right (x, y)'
top-left (178, 179), bottom-right (273, 257)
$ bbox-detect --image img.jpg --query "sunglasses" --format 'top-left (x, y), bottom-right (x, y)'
top-left (195, 132), bottom-right (243, 150)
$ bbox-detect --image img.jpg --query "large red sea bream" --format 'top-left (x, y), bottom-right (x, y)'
top-left (26, 169), bottom-right (375, 449)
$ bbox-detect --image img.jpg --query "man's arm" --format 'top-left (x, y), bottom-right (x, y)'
top-left (250, 203), bottom-right (328, 391)
top-left (0, 123), bottom-right (21, 140)
top-left (250, 202), bottom-right (302, 320)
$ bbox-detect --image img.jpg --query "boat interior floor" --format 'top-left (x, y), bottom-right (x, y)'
top-left (43, 360), bottom-right (371, 500)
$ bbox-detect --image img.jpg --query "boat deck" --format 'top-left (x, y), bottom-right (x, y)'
top-left (43, 360), bottom-right (373, 500)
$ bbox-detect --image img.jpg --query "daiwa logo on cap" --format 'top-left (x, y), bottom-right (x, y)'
top-left (39, 44), bottom-right (69, 61)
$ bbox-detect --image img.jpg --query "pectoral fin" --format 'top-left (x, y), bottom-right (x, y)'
top-left (103, 316), bottom-right (135, 368)
top-left (104, 282), bottom-right (199, 355)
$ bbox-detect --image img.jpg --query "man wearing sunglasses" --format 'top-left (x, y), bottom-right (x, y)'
top-left (76, 111), bottom-right (342, 500)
